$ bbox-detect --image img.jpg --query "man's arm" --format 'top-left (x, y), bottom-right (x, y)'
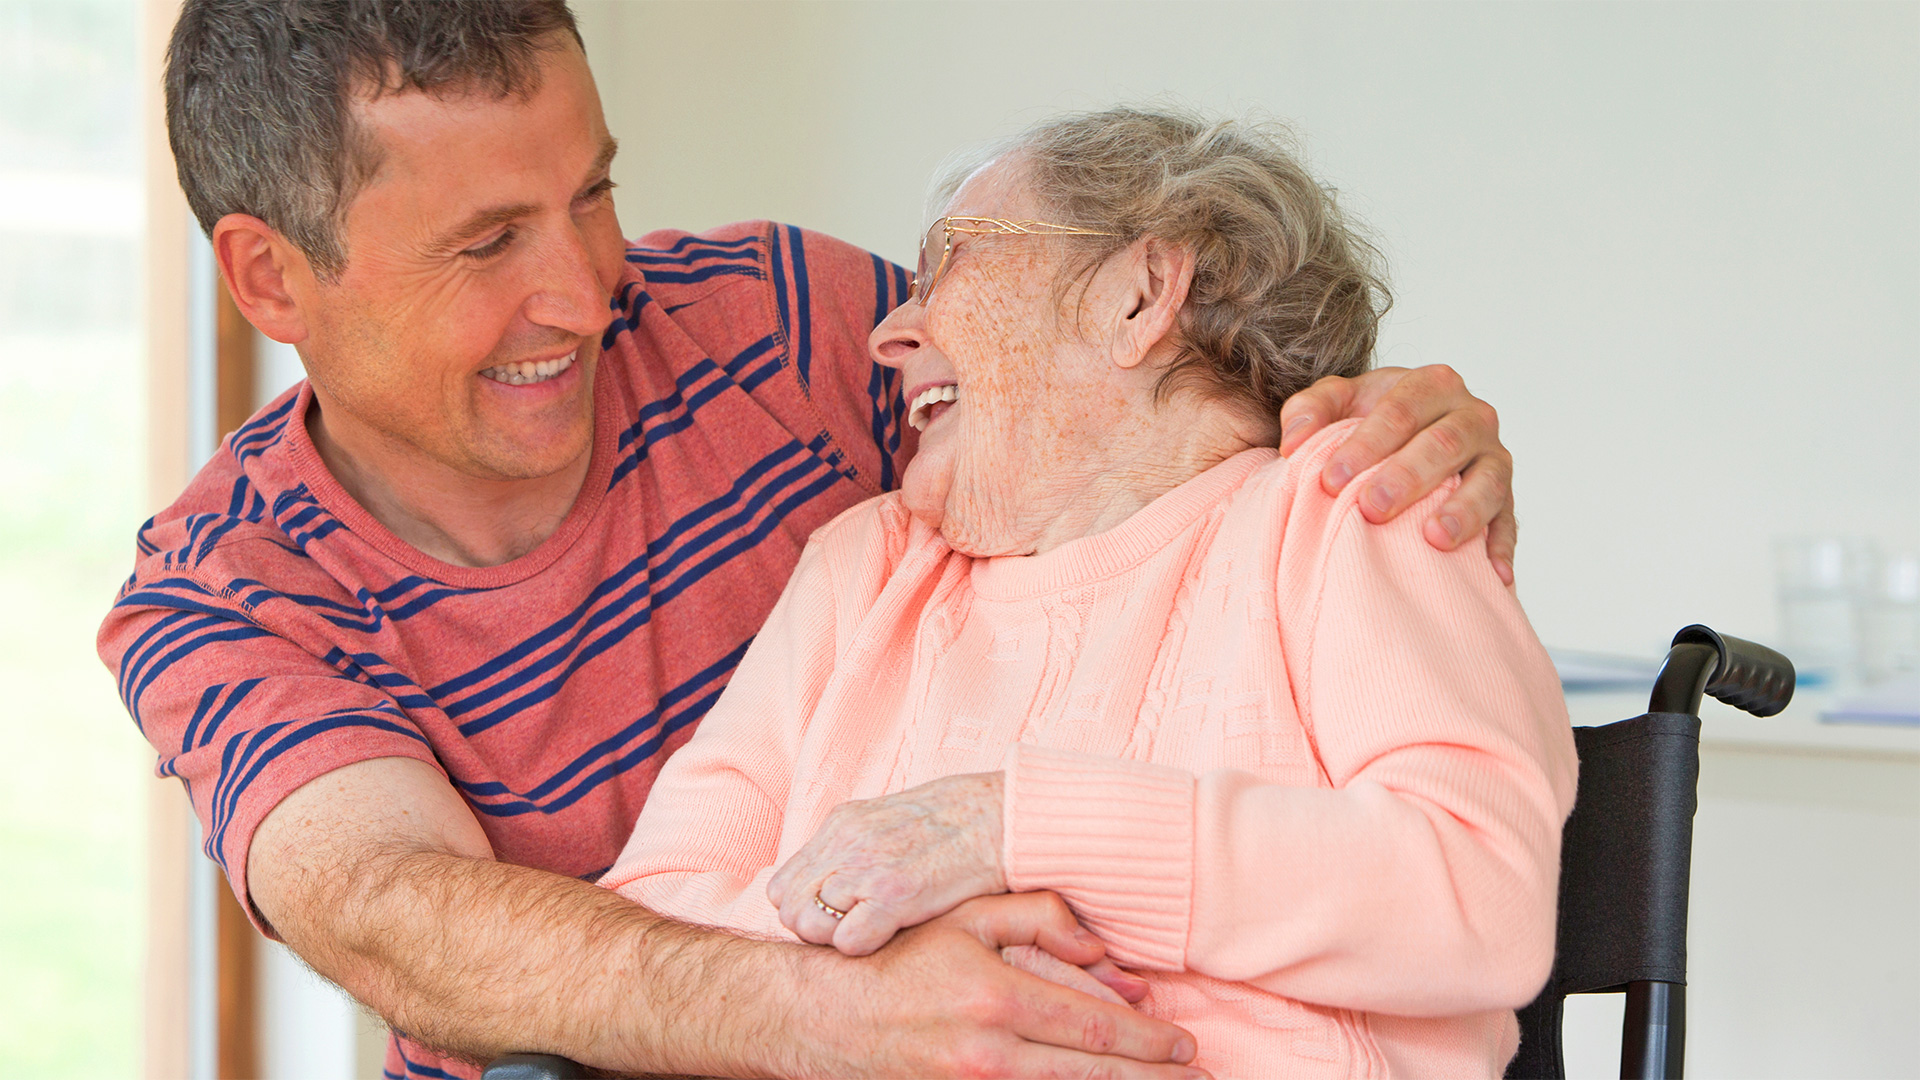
top-left (251, 755), bottom-right (1203, 1078)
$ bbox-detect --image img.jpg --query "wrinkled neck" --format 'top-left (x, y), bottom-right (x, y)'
top-left (1025, 395), bottom-right (1273, 555)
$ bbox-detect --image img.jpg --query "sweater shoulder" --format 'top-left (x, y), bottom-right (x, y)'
top-left (1239, 418), bottom-right (1457, 562)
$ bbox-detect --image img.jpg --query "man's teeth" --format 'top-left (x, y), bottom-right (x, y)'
top-left (481, 352), bottom-right (575, 386)
top-left (907, 384), bottom-right (958, 432)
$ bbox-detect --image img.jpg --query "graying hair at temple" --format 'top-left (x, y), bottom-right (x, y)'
top-left (165, 0), bottom-right (580, 280)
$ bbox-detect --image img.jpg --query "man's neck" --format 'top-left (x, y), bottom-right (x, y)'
top-left (306, 402), bottom-right (593, 569)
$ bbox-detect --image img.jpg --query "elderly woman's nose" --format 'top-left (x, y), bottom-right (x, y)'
top-left (868, 300), bottom-right (929, 369)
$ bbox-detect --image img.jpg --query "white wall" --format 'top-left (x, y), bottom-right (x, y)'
top-left (576, 0), bottom-right (1920, 660)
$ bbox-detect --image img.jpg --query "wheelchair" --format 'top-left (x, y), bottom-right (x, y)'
top-left (485, 624), bottom-right (1795, 1080)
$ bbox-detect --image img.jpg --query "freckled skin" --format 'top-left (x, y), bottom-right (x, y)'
top-left (875, 159), bottom-right (1272, 557)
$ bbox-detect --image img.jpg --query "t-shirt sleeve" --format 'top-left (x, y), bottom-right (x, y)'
top-left (98, 564), bottom-right (441, 932)
top-left (764, 224), bottom-right (919, 494)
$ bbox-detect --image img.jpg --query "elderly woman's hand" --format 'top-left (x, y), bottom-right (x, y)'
top-left (1278, 364), bottom-right (1518, 585)
top-left (769, 772), bottom-right (1009, 955)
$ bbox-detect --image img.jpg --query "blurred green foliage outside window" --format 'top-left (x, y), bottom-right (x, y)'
top-left (1, 1), bottom-right (150, 1075)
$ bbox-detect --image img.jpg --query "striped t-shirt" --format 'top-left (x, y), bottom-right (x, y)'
top-left (97, 221), bottom-right (915, 1080)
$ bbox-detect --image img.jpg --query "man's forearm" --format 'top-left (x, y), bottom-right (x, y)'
top-left (251, 758), bottom-right (1202, 1079)
top-left (290, 845), bottom-right (798, 1075)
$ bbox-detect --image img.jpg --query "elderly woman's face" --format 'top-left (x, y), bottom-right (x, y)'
top-left (870, 159), bottom-right (1145, 556)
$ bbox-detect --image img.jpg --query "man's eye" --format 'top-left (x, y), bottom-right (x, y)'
top-left (577, 179), bottom-right (616, 208)
top-left (462, 229), bottom-right (515, 260)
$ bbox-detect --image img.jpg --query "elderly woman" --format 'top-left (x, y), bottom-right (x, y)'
top-left (603, 108), bottom-right (1576, 1077)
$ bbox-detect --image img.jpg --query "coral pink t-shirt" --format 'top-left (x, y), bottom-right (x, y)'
top-left (605, 428), bottom-right (1579, 1078)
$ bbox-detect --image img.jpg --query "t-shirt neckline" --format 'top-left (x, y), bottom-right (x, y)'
top-left (281, 358), bottom-right (623, 589)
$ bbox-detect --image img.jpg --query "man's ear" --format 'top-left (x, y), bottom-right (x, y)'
top-left (212, 213), bottom-right (313, 346)
top-left (1109, 237), bottom-right (1195, 371)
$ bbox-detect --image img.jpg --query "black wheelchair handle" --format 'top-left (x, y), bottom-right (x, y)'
top-left (1649, 624), bottom-right (1796, 718)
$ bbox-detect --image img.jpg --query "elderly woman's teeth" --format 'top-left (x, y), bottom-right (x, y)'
top-left (482, 352), bottom-right (576, 386)
top-left (907, 384), bottom-right (959, 431)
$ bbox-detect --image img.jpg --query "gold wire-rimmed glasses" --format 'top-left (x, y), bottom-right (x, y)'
top-left (910, 216), bottom-right (1120, 306)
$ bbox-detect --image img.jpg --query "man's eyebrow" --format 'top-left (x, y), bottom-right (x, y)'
top-left (425, 138), bottom-right (618, 257)
top-left (589, 136), bottom-right (619, 182)
top-left (427, 202), bottom-right (539, 256)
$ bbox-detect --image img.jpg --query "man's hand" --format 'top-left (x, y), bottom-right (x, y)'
top-left (783, 893), bottom-right (1201, 1080)
top-left (1279, 364), bottom-right (1517, 584)
top-left (252, 757), bottom-right (1190, 1078)
top-left (770, 772), bottom-right (1006, 955)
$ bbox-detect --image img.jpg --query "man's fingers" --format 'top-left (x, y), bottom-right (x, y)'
top-left (942, 896), bottom-right (1199, 1064)
top-left (1004, 971), bottom-right (1199, 1069)
top-left (946, 893), bottom-right (1106, 967)
top-left (1486, 507), bottom-right (1517, 586)
top-left (999, 944), bottom-right (1127, 1006)
top-left (1318, 392), bottom-right (1428, 497)
top-left (1318, 365), bottom-right (1473, 493)
top-left (1001, 1043), bottom-right (1209, 1080)
top-left (1416, 445), bottom-right (1513, 549)
top-left (1084, 957), bottom-right (1151, 1004)
top-left (1277, 374), bottom-right (1361, 456)
top-left (1354, 405), bottom-right (1496, 526)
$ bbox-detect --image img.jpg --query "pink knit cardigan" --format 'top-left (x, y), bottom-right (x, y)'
top-left (604, 424), bottom-right (1578, 1077)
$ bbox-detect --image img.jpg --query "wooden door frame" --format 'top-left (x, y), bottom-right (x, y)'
top-left (143, 0), bottom-right (258, 1075)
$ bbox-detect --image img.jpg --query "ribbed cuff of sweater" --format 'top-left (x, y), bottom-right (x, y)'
top-left (1001, 743), bottom-right (1195, 970)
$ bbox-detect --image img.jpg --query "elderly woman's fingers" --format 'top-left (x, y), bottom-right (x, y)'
top-left (831, 892), bottom-right (913, 956)
top-left (785, 881), bottom-right (848, 946)
top-left (771, 773), bottom-right (1009, 949)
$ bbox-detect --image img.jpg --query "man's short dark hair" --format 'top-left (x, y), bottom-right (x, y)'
top-left (167, 0), bottom-right (581, 279)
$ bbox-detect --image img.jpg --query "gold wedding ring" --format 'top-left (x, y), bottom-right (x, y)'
top-left (813, 894), bottom-right (848, 920)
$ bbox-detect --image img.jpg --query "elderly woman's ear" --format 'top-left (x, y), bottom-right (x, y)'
top-left (1102, 237), bottom-right (1196, 371)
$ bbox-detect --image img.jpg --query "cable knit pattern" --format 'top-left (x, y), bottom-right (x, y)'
top-left (603, 422), bottom-right (1578, 1078)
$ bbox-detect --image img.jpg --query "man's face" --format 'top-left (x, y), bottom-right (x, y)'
top-left (295, 38), bottom-right (624, 483)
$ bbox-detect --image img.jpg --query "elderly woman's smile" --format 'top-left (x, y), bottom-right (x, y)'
top-left (870, 156), bottom-right (1275, 559)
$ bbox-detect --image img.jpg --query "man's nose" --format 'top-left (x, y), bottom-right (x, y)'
top-left (869, 298), bottom-right (929, 369)
top-left (524, 222), bottom-right (614, 338)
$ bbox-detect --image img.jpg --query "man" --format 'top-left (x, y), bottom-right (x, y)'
top-left (104, 3), bottom-right (1519, 1077)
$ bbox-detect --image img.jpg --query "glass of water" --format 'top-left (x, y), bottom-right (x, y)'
top-left (1859, 552), bottom-right (1920, 685)
top-left (1774, 536), bottom-right (1878, 686)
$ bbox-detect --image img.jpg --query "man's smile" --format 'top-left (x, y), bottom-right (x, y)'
top-left (481, 350), bottom-right (577, 386)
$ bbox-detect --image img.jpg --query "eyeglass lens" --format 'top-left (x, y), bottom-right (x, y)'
top-left (914, 219), bottom-right (948, 304)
